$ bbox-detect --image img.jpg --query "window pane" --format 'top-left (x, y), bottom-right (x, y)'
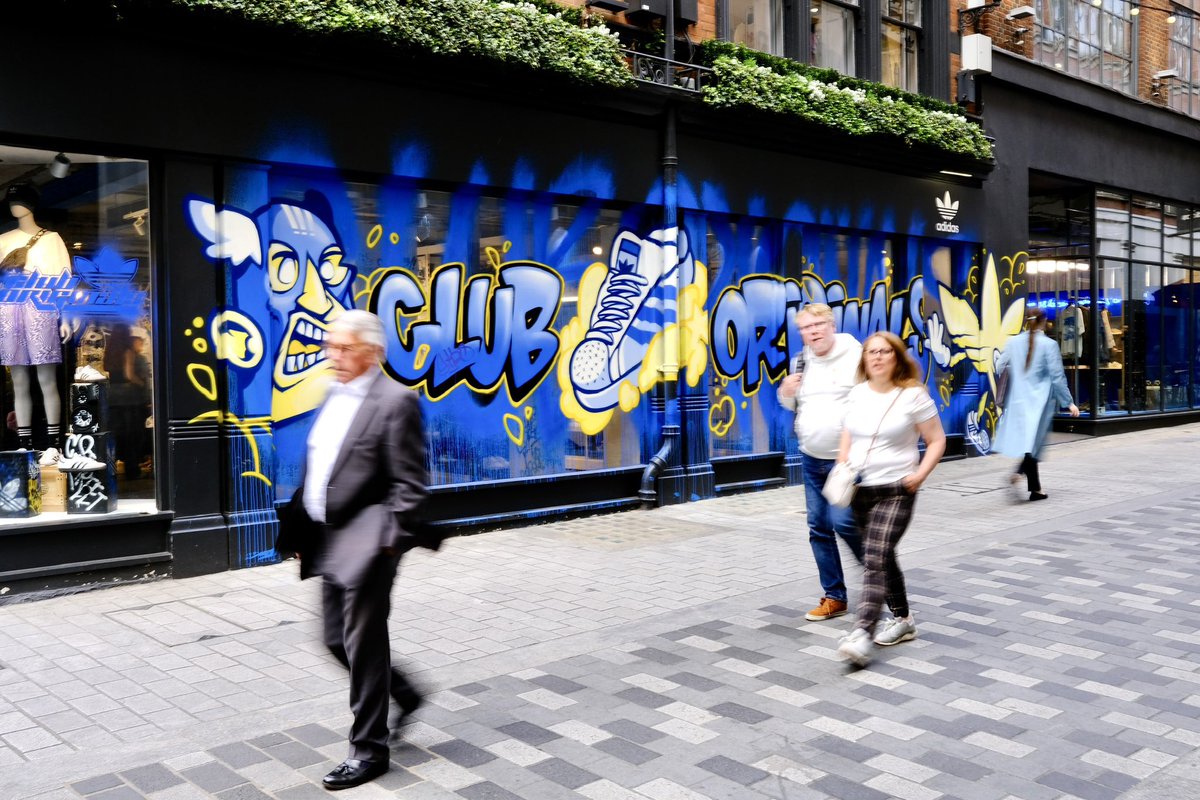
top-left (881, 22), bottom-right (919, 90)
top-left (1095, 191), bottom-right (1131, 257)
top-left (1131, 196), bottom-right (1163, 263)
top-left (812, 0), bottom-right (856, 75)
top-left (1, 145), bottom-right (154, 515)
top-left (1162, 267), bottom-right (1193, 409)
top-left (731, 0), bottom-right (785, 55)
top-left (1127, 263), bottom-right (1159, 411)
top-left (1096, 259), bottom-right (1127, 414)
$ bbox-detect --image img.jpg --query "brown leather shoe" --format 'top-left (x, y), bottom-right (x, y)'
top-left (805, 597), bottom-right (849, 621)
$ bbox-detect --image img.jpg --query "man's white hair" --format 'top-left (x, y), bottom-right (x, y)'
top-left (331, 309), bottom-right (386, 351)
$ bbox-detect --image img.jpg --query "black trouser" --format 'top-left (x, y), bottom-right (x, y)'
top-left (322, 553), bottom-right (418, 762)
top-left (1016, 453), bottom-right (1041, 493)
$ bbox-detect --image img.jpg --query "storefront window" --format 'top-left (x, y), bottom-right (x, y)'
top-left (1131, 196), bottom-right (1163, 263)
top-left (1128, 262), bottom-right (1158, 412)
top-left (1095, 190), bottom-right (1130, 257)
top-left (1160, 267), bottom-right (1193, 410)
top-left (0, 145), bottom-right (153, 520)
top-left (1096, 259), bottom-right (1127, 414)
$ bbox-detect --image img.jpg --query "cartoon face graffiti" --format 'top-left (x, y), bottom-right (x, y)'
top-left (186, 196), bottom-right (357, 422)
top-left (262, 205), bottom-right (353, 418)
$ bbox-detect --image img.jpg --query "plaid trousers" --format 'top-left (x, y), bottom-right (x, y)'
top-left (850, 482), bottom-right (916, 634)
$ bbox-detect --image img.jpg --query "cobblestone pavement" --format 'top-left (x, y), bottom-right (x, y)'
top-left (3, 424), bottom-right (1200, 800)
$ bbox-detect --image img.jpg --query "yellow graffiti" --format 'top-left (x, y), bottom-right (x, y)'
top-left (936, 253), bottom-right (1026, 399)
top-left (185, 329), bottom-right (272, 487)
top-left (709, 393), bottom-right (735, 437)
top-left (189, 409), bottom-right (274, 486)
top-left (413, 344), bottom-right (431, 371)
top-left (556, 261), bottom-right (709, 436)
top-left (502, 412), bottom-right (525, 447)
top-left (187, 363), bottom-right (219, 402)
top-left (485, 241), bottom-right (513, 270)
top-left (211, 310), bottom-right (264, 369)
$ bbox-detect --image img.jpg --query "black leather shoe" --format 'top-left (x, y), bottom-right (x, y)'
top-left (1030, 492), bottom-right (1048, 502)
top-left (322, 759), bottom-right (388, 790)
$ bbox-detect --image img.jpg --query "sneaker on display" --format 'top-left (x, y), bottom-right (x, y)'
top-left (873, 615), bottom-right (917, 646)
top-left (38, 447), bottom-right (62, 467)
top-left (74, 365), bottom-right (107, 382)
top-left (837, 628), bottom-right (874, 667)
top-left (57, 455), bottom-right (106, 471)
top-left (805, 597), bottom-right (848, 621)
top-left (568, 228), bottom-right (695, 412)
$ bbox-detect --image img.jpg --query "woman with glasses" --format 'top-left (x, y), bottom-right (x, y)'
top-left (835, 332), bottom-right (946, 668)
top-left (992, 308), bottom-right (1080, 501)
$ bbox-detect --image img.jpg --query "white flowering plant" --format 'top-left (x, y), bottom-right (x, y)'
top-left (699, 41), bottom-right (993, 161)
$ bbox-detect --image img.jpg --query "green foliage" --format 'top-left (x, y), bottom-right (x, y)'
top-left (697, 40), bottom-right (993, 160)
top-left (99, 0), bottom-right (626, 86)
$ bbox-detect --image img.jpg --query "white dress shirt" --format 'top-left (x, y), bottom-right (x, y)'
top-left (303, 368), bottom-right (377, 523)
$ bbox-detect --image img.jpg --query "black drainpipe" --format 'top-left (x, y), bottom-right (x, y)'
top-left (639, 103), bottom-right (679, 508)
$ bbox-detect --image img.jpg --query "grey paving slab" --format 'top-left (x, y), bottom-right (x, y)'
top-left (4, 426), bottom-right (1200, 799)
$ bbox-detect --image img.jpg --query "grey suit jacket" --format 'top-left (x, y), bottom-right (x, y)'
top-left (308, 371), bottom-right (429, 588)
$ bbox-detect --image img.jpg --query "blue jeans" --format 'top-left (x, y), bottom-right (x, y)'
top-left (801, 452), bottom-right (864, 603)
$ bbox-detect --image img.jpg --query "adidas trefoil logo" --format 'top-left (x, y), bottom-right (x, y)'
top-left (935, 191), bottom-right (961, 233)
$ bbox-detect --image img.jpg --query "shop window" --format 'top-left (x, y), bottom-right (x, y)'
top-left (1169, 11), bottom-right (1200, 117)
top-left (1096, 259), bottom-right (1128, 414)
top-left (730, 0), bottom-right (786, 55)
top-left (0, 145), bottom-right (153, 521)
top-left (1160, 267), bottom-right (1194, 409)
top-left (1033, 0), bottom-right (1133, 93)
top-left (812, 0), bottom-right (858, 75)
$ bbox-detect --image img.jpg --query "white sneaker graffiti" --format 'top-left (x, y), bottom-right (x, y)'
top-left (568, 228), bottom-right (694, 412)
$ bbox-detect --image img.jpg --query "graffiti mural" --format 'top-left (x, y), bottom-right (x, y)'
top-left (182, 173), bottom-right (1005, 566)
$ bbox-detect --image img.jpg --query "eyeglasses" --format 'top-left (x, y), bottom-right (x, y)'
top-left (864, 348), bottom-right (894, 357)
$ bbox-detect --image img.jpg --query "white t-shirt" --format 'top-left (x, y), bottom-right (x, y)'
top-left (844, 383), bottom-right (938, 487)
top-left (0, 228), bottom-right (70, 276)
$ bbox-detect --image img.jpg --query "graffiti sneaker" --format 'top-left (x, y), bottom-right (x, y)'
top-left (569, 228), bottom-right (695, 412)
top-left (74, 365), bottom-right (107, 382)
top-left (57, 455), bottom-right (106, 471)
top-left (38, 447), bottom-right (62, 467)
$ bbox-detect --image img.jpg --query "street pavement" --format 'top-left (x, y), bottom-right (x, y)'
top-left (3, 423), bottom-right (1200, 800)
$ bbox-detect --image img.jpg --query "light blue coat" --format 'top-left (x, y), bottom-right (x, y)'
top-left (993, 330), bottom-right (1074, 459)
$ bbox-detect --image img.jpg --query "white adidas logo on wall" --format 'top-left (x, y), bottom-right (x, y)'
top-left (935, 191), bottom-right (961, 233)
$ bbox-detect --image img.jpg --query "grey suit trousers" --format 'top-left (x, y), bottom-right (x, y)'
top-left (322, 552), bottom-right (399, 762)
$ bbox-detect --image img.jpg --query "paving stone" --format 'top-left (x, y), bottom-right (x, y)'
top-left (179, 761), bottom-right (246, 793)
top-left (70, 774), bottom-right (123, 795)
top-left (119, 764), bottom-right (183, 793)
top-left (208, 742), bottom-right (272, 769)
top-left (528, 758), bottom-right (600, 789)
top-left (430, 739), bottom-right (499, 768)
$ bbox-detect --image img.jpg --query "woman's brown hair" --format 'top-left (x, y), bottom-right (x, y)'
top-left (855, 332), bottom-right (921, 387)
top-left (1024, 308), bottom-right (1047, 371)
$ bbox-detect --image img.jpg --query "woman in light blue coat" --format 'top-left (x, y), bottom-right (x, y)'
top-left (993, 309), bottom-right (1079, 501)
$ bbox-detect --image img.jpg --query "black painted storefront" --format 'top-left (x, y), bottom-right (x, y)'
top-left (0, 16), bottom-right (989, 597)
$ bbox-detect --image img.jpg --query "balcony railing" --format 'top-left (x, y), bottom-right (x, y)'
top-left (624, 50), bottom-right (712, 93)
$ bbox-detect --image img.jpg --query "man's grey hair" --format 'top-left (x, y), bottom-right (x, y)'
top-left (331, 309), bottom-right (386, 351)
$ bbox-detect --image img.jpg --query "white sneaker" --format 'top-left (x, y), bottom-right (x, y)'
top-left (568, 228), bottom-right (695, 412)
top-left (74, 365), bottom-right (107, 382)
top-left (38, 447), bottom-right (62, 467)
top-left (874, 615), bottom-right (917, 646)
top-left (837, 628), bottom-right (874, 667)
top-left (57, 455), bottom-right (106, 471)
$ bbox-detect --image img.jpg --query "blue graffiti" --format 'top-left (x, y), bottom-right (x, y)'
top-left (711, 273), bottom-right (926, 393)
top-left (369, 262), bottom-right (563, 402)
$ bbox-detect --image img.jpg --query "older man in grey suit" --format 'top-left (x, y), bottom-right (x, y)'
top-left (299, 309), bottom-right (428, 791)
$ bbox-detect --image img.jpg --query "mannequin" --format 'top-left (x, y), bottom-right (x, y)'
top-left (0, 184), bottom-right (71, 463)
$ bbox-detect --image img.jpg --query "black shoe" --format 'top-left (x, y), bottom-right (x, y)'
top-left (1029, 492), bottom-right (1048, 502)
top-left (322, 759), bottom-right (388, 790)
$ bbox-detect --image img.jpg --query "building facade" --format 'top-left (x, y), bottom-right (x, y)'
top-left (4, 0), bottom-right (1192, 596)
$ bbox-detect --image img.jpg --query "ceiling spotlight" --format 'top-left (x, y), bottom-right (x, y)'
top-left (1168, 12), bottom-right (1177, 21)
top-left (1130, 5), bottom-right (1140, 14)
top-left (592, 245), bottom-right (603, 255)
top-left (48, 153), bottom-right (71, 179)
